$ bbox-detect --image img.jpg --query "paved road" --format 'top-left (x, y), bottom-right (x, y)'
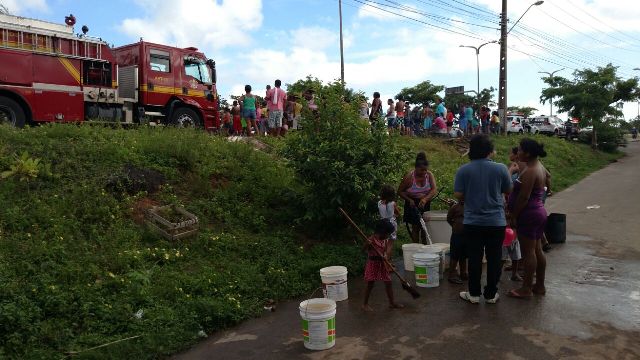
top-left (175, 141), bottom-right (640, 360)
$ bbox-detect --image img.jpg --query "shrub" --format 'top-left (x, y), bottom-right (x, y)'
top-left (577, 125), bottom-right (624, 152)
top-left (282, 80), bottom-right (410, 230)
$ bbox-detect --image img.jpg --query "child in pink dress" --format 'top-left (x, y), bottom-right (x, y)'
top-left (362, 219), bottom-right (405, 312)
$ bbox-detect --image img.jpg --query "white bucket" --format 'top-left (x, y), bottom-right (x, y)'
top-left (419, 245), bottom-right (445, 280)
top-left (429, 243), bottom-right (451, 271)
top-left (412, 252), bottom-right (440, 288)
top-left (319, 266), bottom-right (348, 301)
top-left (299, 298), bottom-right (337, 351)
top-left (402, 243), bottom-right (424, 271)
top-left (425, 210), bottom-right (452, 244)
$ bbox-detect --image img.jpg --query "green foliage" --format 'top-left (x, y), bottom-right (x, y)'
top-left (444, 87), bottom-right (496, 113)
top-left (577, 123), bottom-right (625, 152)
top-left (0, 124), bottom-right (363, 359)
top-left (396, 80), bottom-right (444, 106)
top-left (507, 106), bottom-right (538, 118)
top-left (1, 151), bottom-right (51, 182)
top-left (540, 64), bottom-right (639, 147)
top-left (283, 80), bottom-right (411, 229)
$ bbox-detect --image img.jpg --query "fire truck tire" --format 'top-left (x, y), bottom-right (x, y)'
top-left (171, 107), bottom-right (202, 128)
top-left (0, 96), bottom-right (26, 128)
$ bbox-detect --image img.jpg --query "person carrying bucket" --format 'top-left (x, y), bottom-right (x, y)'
top-left (362, 219), bottom-right (405, 312)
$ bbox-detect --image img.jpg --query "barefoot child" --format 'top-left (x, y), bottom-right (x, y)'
top-left (378, 185), bottom-right (400, 259)
top-left (363, 219), bottom-right (404, 311)
top-left (447, 200), bottom-right (468, 284)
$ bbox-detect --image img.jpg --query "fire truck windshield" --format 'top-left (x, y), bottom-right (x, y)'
top-left (184, 58), bottom-right (212, 84)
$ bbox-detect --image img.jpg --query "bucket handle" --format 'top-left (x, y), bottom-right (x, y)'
top-left (303, 286), bottom-right (325, 318)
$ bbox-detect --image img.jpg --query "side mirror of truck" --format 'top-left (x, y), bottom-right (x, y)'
top-left (206, 59), bottom-right (216, 83)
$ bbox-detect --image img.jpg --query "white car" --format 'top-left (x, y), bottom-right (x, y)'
top-left (506, 115), bottom-right (525, 133)
top-left (527, 116), bottom-right (564, 136)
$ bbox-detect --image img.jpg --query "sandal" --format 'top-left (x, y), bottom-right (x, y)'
top-left (448, 277), bottom-right (464, 284)
top-left (506, 289), bottom-right (532, 299)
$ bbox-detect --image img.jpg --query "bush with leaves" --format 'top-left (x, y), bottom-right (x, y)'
top-left (282, 80), bottom-right (411, 231)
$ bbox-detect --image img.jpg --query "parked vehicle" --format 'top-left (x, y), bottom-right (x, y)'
top-left (526, 116), bottom-right (565, 136)
top-left (0, 13), bottom-right (219, 128)
top-left (506, 114), bottom-right (525, 134)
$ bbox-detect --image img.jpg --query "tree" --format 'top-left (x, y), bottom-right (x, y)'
top-left (507, 106), bottom-right (538, 118)
top-left (0, 4), bottom-right (10, 14)
top-left (443, 87), bottom-right (496, 114)
top-left (283, 80), bottom-right (410, 232)
top-left (396, 81), bottom-right (444, 106)
top-left (540, 64), bottom-right (639, 148)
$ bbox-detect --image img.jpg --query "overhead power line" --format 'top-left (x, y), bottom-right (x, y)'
top-left (412, 0), bottom-right (499, 23)
top-left (379, 0), bottom-right (498, 29)
top-left (346, 0), bottom-right (492, 41)
top-left (546, 1), bottom-right (640, 50)
top-left (537, 8), bottom-right (640, 53)
top-left (564, 0), bottom-right (640, 45)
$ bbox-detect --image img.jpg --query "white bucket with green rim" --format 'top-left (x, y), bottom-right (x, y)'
top-left (412, 252), bottom-right (440, 288)
top-left (419, 244), bottom-right (446, 280)
top-left (319, 266), bottom-right (348, 301)
top-left (402, 243), bottom-right (424, 271)
top-left (299, 298), bottom-right (337, 351)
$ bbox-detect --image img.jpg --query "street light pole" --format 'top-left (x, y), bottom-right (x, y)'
top-left (498, 0), bottom-right (544, 134)
top-left (339, 0), bottom-right (345, 83)
top-left (460, 41), bottom-right (497, 96)
top-left (634, 68), bottom-right (640, 120)
top-left (538, 68), bottom-right (564, 116)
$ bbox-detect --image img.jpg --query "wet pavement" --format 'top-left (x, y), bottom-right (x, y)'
top-left (175, 140), bottom-right (640, 360)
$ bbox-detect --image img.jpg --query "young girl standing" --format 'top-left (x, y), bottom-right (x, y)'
top-left (362, 220), bottom-right (404, 312)
top-left (378, 184), bottom-right (400, 259)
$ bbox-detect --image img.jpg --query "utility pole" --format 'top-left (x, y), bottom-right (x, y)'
top-left (538, 68), bottom-right (564, 116)
top-left (499, 1), bottom-right (544, 134)
top-left (498, 0), bottom-right (508, 134)
top-left (339, 0), bottom-right (345, 83)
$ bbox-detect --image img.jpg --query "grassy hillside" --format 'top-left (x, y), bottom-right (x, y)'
top-left (0, 125), bottom-right (620, 359)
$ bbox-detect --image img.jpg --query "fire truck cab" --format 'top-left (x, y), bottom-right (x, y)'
top-left (113, 41), bottom-right (218, 128)
top-left (0, 13), bottom-right (219, 129)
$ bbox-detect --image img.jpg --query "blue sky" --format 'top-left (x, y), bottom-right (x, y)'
top-left (5, 0), bottom-right (640, 120)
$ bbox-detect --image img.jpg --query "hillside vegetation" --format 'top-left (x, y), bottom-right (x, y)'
top-left (0, 124), bottom-right (620, 359)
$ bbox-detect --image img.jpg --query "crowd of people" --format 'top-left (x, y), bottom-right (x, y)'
top-left (217, 81), bottom-right (502, 138)
top-left (217, 79), bottom-right (316, 137)
top-left (364, 134), bottom-right (552, 309)
top-left (363, 93), bottom-right (502, 138)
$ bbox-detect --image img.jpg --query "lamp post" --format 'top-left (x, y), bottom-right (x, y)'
top-left (498, 0), bottom-right (544, 134)
top-left (339, 0), bottom-right (345, 83)
top-left (538, 68), bottom-right (564, 116)
top-left (460, 41), bottom-right (498, 96)
top-left (634, 68), bottom-right (640, 120)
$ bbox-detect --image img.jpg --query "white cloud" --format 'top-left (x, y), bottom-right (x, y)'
top-left (1, 0), bottom-right (48, 14)
top-left (291, 26), bottom-right (337, 50)
top-left (119, 0), bottom-right (263, 50)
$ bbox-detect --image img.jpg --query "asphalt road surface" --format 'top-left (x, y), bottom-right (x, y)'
top-left (175, 140), bottom-right (640, 360)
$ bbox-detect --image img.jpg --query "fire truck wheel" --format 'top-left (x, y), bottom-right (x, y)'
top-left (171, 107), bottom-right (202, 128)
top-left (0, 97), bottom-right (26, 128)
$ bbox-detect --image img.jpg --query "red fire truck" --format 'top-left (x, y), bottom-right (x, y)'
top-left (0, 13), bottom-right (218, 128)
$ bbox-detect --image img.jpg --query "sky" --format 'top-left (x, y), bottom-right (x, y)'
top-left (3, 0), bottom-right (640, 120)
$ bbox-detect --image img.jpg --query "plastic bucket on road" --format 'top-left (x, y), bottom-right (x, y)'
top-left (419, 245), bottom-right (446, 279)
top-left (299, 298), bottom-right (337, 351)
top-left (402, 243), bottom-right (424, 271)
top-left (319, 266), bottom-right (348, 302)
top-left (412, 252), bottom-right (440, 288)
top-left (545, 213), bottom-right (566, 243)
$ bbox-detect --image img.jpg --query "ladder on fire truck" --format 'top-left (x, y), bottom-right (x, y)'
top-left (0, 13), bottom-right (106, 61)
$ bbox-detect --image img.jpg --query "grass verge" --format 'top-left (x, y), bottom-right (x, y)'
top-left (0, 126), bottom-right (620, 359)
